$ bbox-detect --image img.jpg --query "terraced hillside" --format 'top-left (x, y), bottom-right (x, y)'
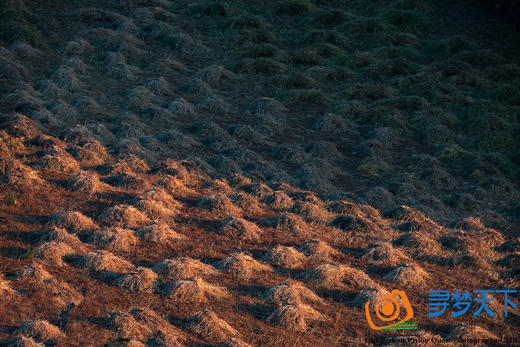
top-left (0, 0), bottom-right (519, 345)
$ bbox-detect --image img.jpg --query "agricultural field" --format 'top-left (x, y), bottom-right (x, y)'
top-left (0, 0), bottom-right (519, 345)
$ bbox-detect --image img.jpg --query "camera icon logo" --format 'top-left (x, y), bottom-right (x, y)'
top-left (365, 289), bottom-right (414, 330)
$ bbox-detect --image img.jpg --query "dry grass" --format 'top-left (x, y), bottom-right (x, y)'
top-left (186, 310), bottom-right (239, 342)
top-left (264, 191), bottom-right (294, 210)
top-left (17, 320), bottom-right (65, 343)
top-left (258, 213), bottom-right (308, 236)
top-left (196, 193), bottom-right (241, 218)
top-left (162, 277), bottom-right (230, 303)
top-left (264, 245), bottom-right (306, 269)
top-left (82, 250), bottom-right (135, 274)
top-left (38, 147), bottom-right (80, 175)
top-left (351, 286), bottom-right (390, 308)
top-left (66, 171), bottom-right (105, 194)
top-left (153, 257), bottom-right (218, 281)
top-left (216, 252), bottom-right (272, 279)
top-left (134, 189), bottom-right (180, 221)
top-left (16, 262), bottom-right (53, 283)
top-left (383, 263), bottom-right (430, 286)
top-left (115, 267), bottom-right (158, 293)
top-left (47, 211), bottom-right (99, 232)
top-left (217, 217), bottom-right (262, 242)
top-left (263, 280), bottom-right (323, 306)
top-left (91, 227), bottom-right (138, 252)
top-left (37, 227), bottom-right (87, 253)
top-left (0, 273), bottom-right (15, 296)
top-left (302, 264), bottom-right (376, 289)
top-left (298, 240), bottom-right (338, 261)
top-left (267, 302), bottom-right (327, 332)
top-left (449, 323), bottom-right (498, 341)
top-left (105, 311), bottom-right (152, 341)
top-left (361, 242), bottom-right (410, 266)
top-left (32, 241), bottom-right (75, 267)
top-left (2, 336), bottom-right (45, 346)
top-left (137, 222), bottom-right (187, 244)
top-left (97, 204), bottom-right (151, 229)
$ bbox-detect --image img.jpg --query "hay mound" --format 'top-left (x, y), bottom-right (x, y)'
top-left (217, 252), bottom-right (272, 279)
top-left (264, 191), bottom-right (294, 210)
top-left (290, 201), bottom-right (330, 222)
top-left (18, 320), bottom-right (65, 343)
top-left (153, 257), bottom-right (218, 281)
top-left (248, 97), bottom-right (287, 115)
top-left (217, 217), bottom-right (262, 241)
top-left (97, 204), bottom-right (151, 229)
top-left (47, 210), bottom-right (99, 232)
top-left (216, 337), bottom-right (252, 347)
top-left (134, 189), bottom-right (180, 220)
top-left (0, 160), bottom-right (43, 187)
top-left (196, 64), bottom-right (236, 83)
top-left (66, 171), bottom-right (105, 194)
top-left (298, 240), bottom-right (338, 261)
top-left (263, 281), bottom-right (323, 306)
top-left (229, 192), bottom-right (263, 216)
top-left (383, 263), bottom-right (429, 286)
top-left (239, 183), bottom-right (273, 200)
top-left (449, 324), bottom-right (498, 341)
top-left (38, 147), bottom-right (80, 175)
top-left (105, 312), bottom-right (153, 341)
top-left (69, 139), bottom-right (109, 166)
top-left (130, 307), bottom-right (184, 341)
top-left (393, 231), bottom-right (445, 258)
top-left (115, 267), bottom-right (158, 293)
top-left (361, 242), bottom-right (410, 266)
top-left (137, 222), bottom-right (186, 244)
top-left (3, 336), bottom-right (44, 347)
top-left (302, 264), bottom-right (375, 288)
top-left (32, 241), bottom-right (75, 267)
top-left (37, 227), bottom-right (86, 253)
top-left (82, 250), bottom-right (135, 274)
top-left (267, 302), bottom-right (327, 332)
top-left (102, 171), bottom-right (150, 191)
top-left (163, 277), bottom-right (229, 303)
top-left (258, 213), bottom-right (307, 235)
top-left (351, 286), bottom-right (390, 308)
top-left (186, 310), bottom-right (239, 341)
top-left (16, 263), bottom-right (52, 283)
top-left (264, 245), bottom-right (306, 269)
top-left (196, 194), bottom-right (241, 217)
top-left (91, 227), bottom-right (137, 252)
top-left (0, 273), bottom-right (14, 296)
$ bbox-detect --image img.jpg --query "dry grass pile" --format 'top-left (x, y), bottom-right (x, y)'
top-left (302, 263), bottom-right (376, 288)
top-left (263, 280), bottom-right (323, 306)
top-left (217, 217), bottom-right (262, 242)
top-left (32, 241), bottom-right (75, 267)
top-left (393, 231), bottom-right (447, 259)
top-left (137, 222), bottom-right (186, 244)
top-left (267, 302), bottom-right (327, 332)
top-left (449, 323), bottom-right (498, 341)
top-left (47, 211), bottom-right (99, 232)
top-left (383, 263), bottom-right (430, 286)
top-left (264, 245), bottom-right (307, 269)
top-left (134, 189), bottom-right (180, 221)
top-left (351, 286), bottom-right (390, 308)
top-left (298, 240), bottom-right (338, 261)
top-left (196, 193), bottom-right (241, 217)
top-left (216, 337), bottom-right (252, 347)
top-left (185, 310), bottom-right (239, 342)
top-left (105, 311), bottom-right (153, 341)
top-left (0, 273), bottom-right (15, 296)
top-left (457, 217), bottom-right (505, 249)
top-left (2, 336), bottom-right (44, 346)
top-left (16, 262), bottom-right (84, 309)
top-left (69, 139), bottom-right (109, 166)
top-left (91, 227), bottom-right (138, 252)
top-left (0, 159), bottom-right (43, 187)
top-left (361, 242), bottom-right (410, 266)
top-left (248, 97), bottom-right (287, 115)
top-left (162, 277), bottom-right (229, 303)
top-left (115, 267), bottom-right (158, 293)
top-left (17, 320), bottom-right (65, 344)
top-left (196, 64), bottom-right (236, 83)
top-left (38, 147), bottom-right (80, 175)
top-left (82, 250), bottom-right (135, 274)
top-left (37, 227), bottom-right (87, 253)
top-left (229, 192), bottom-right (264, 217)
top-left (258, 213), bottom-right (307, 236)
top-left (216, 252), bottom-right (272, 279)
top-left (66, 171), bottom-right (106, 194)
top-left (290, 201), bottom-right (330, 222)
top-left (239, 183), bottom-right (273, 200)
top-left (102, 171), bottom-right (150, 191)
top-left (153, 257), bottom-right (218, 281)
top-left (97, 204), bottom-right (151, 229)
top-left (263, 191), bottom-right (294, 210)
top-left (130, 307), bottom-right (184, 343)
